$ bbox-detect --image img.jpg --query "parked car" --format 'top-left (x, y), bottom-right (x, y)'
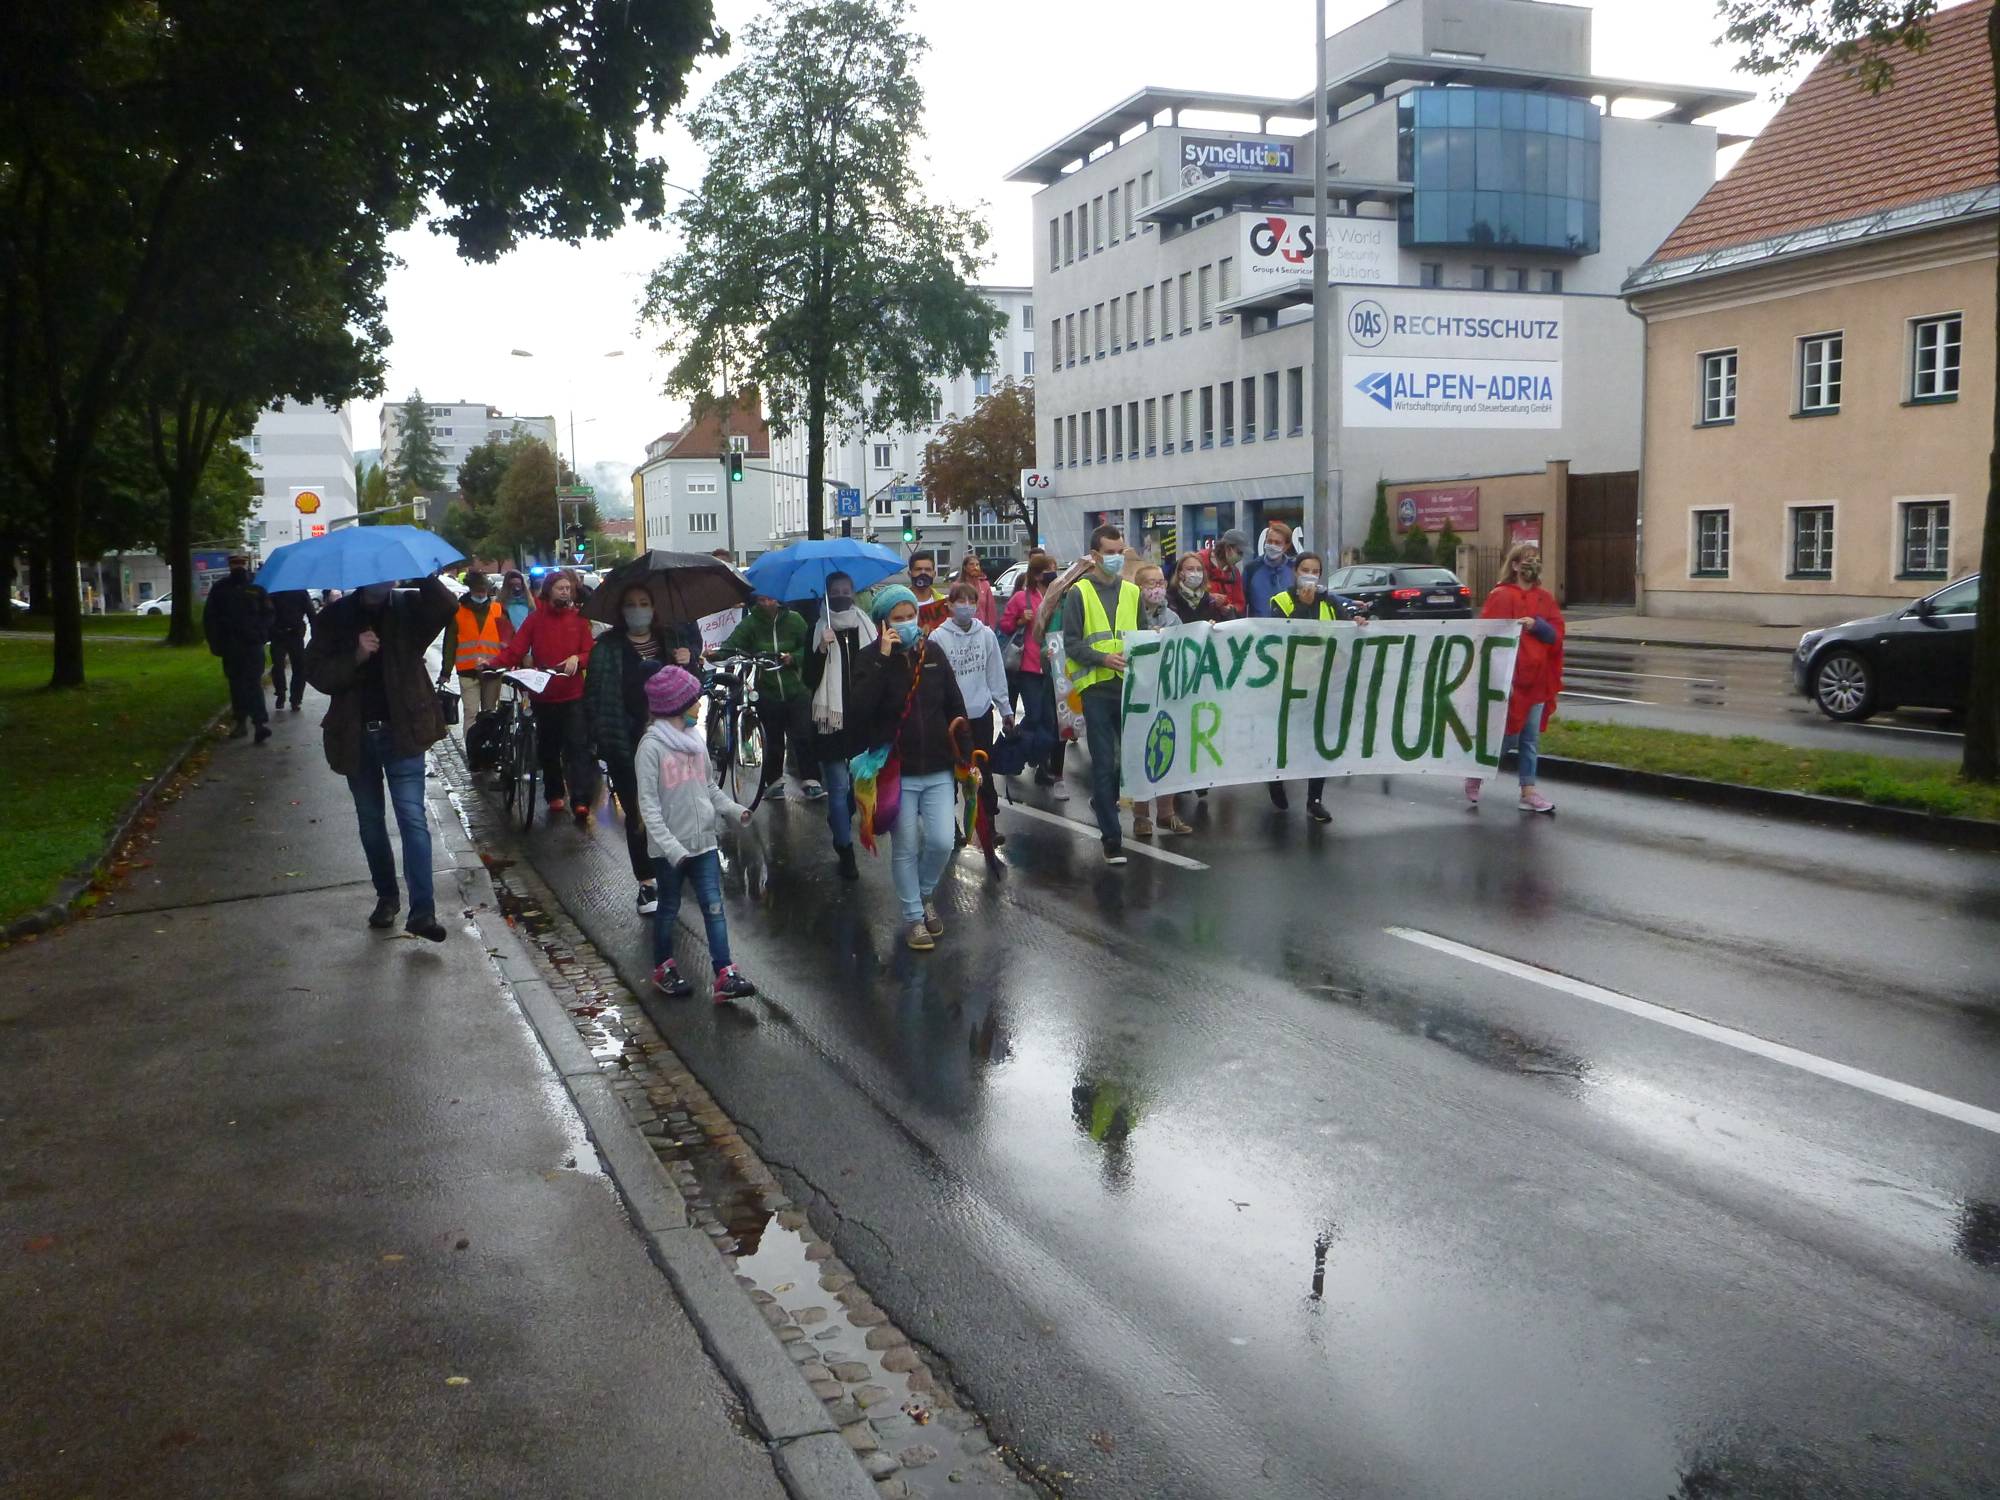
top-left (135, 593), bottom-right (173, 616)
top-left (1322, 564), bottom-right (1474, 620)
top-left (994, 560), bottom-right (1029, 607)
top-left (1792, 573), bottom-right (1979, 722)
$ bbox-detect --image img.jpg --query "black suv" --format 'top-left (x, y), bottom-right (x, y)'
top-left (1792, 574), bottom-right (1980, 722)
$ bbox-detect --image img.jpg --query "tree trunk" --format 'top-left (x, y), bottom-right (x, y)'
top-left (806, 371), bottom-right (828, 541)
top-left (0, 531), bottom-right (16, 629)
top-left (165, 471), bottom-right (199, 647)
top-left (46, 464), bottom-right (85, 688)
top-left (1963, 6), bottom-right (2000, 783)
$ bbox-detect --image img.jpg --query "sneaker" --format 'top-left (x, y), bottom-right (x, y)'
top-left (765, 782), bottom-right (787, 802)
top-left (636, 884), bottom-right (659, 915)
top-left (1307, 800), bottom-right (1331, 825)
top-left (546, 796), bottom-right (566, 819)
top-left (835, 844), bottom-right (859, 882)
top-left (572, 801), bottom-right (590, 826)
top-left (651, 960), bottom-right (694, 998)
top-left (1132, 813), bottom-right (1154, 837)
top-left (1052, 781), bottom-right (1071, 803)
top-left (1104, 849), bottom-right (1128, 867)
top-left (1519, 790), bottom-right (1556, 815)
top-left (923, 902), bottom-right (944, 937)
top-left (253, 723), bottom-right (272, 744)
top-left (906, 922), bottom-right (935, 952)
top-left (802, 780), bottom-right (827, 801)
top-left (367, 897), bottom-right (400, 930)
top-left (713, 965), bottom-right (758, 1000)
top-left (1158, 815), bottom-right (1195, 836)
top-left (1464, 777), bottom-right (1482, 807)
top-left (404, 910), bottom-right (447, 943)
top-left (1268, 783), bottom-right (1289, 811)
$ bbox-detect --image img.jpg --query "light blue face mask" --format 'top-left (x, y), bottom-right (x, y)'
top-left (1100, 553), bottom-right (1125, 576)
top-left (894, 619), bottom-right (922, 647)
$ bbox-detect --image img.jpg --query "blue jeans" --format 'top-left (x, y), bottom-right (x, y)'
top-left (891, 770), bottom-right (956, 923)
top-left (347, 726), bottom-right (432, 914)
top-left (1502, 711), bottom-right (1542, 786)
top-left (1080, 682), bottom-right (1124, 851)
top-left (1022, 671), bottom-right (1067, 778)
top-left (651, 848), bottom-right (730, 972)
top-left (821, 755), bottom-right (854, 849)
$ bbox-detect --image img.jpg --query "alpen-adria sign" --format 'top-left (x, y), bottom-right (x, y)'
top-left (1179, 135), bottom-right (1296, 186)
top-left (1341, 289), bottom-right (1563, 429)
top-left (1239, 213), bottom-right (1399, 290)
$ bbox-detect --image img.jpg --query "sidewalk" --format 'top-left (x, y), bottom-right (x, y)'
top-left (0, 697), bottom-right (796, 1499)
top-left (1564, 611), bottom-right (1806, 653)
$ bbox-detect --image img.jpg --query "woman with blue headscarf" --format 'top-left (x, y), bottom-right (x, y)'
top-left (850, 584), bottom-right (968, 952)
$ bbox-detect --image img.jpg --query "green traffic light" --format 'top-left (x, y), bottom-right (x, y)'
top-left (728, 452), bottom-right (744, 482)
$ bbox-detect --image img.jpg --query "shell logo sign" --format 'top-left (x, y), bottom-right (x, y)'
top-left (293, 487), bottom-right (323, 515)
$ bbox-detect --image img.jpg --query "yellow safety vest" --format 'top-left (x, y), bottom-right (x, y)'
top-left (1067, 579), bottom-right (1141, 694)
top-left (453, 601), bottom-right (505, 672)
top-left (1270, 590), bottom-right (1336, 622)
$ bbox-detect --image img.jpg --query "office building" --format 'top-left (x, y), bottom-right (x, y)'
top-left (1012, 0), bottom-right (1748, 580)
top-left (769, 284), bottom-right (1037, 562)
top-left (632, 390), bottom-right (775, 565)
top-left (378, 400), bottom-right (559, 490)
top-left (240, 399), bottom-right (357, 555)
top-left (1625, 0), bottom-right (1993, 623)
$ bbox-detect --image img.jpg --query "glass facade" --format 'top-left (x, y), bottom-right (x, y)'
top-left (1397, 87), bottom-right (1602, 255)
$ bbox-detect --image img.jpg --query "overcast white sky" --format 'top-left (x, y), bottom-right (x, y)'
top-left (357, 0), bottom-right (1781, 481)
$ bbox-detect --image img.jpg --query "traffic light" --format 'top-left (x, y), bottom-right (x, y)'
top-left (573, 545), bottom-right (587, 564)
top-left (900, 514), bottom-right (916, 544)
top-left (728, 450), bottom-right (744, 483)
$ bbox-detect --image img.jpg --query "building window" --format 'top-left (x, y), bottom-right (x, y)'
top-left (1127, 401), bottom-right (1139, 459)
top-left (1180, 390), bottom-right (1194, 451)
top-left (1096, 408), bottom-right (1108, 462)
top-left (1023, 351), bottom-right (1035, 376)
top-left (1240, 377), bottom-right (1257, 442)
top-left (1900, 500), bottom-right (1950, 578)
top-left (1691, 509), bottom-right (1731, 577)
top-left (1419, 262), bottom-right (1442, 287)
top-left (1396, 86), bottom-right (1602, 255)
top-left (1108, 298), bottom-right (1120, 352)
top-left (873, 494), bottom-right (894, 517)
top-left (1789, 505), bottom-right (1834, 578)
top-left (1093, 196), bottom-right (1105, 253)
top-left (1200, 387), bottom-right (1215, 448)
top-left (1111, 405), bottom-right (1123, 461)
top-left (1094, 303), bottom-right (1106, 358)
top-left (1142, 285), bottom-right (1155, 342)
top-left (1052, 420), bottom-right (1064, 468)
top-left (1220, 382), bottom-right (1235, 445)
top-left (1063, 212), bottom-right (1074, 265)
top-left (1066, 414), bottom-right (1078, 467)
top-left (1161, 391), bottom-right (1175, 453)
top-left (1471, 265), bottom-right (1493, 290)
top-left (1218, 256), bottom-right (1236, 318)
top-left (873, 443), bottom-right (891, 468)
top-left (1179, 272), bottom-right (1193, 335)
top-left (974, 372), bottom-right (992, 397)
top-left (1197, 264), bottom-right (1214, 328)
top-left (1699, 349), bottom-right (1737, 425)
top-left (1081, 412), bottom-right (1092, 465)
top-left (1126, 291), bottom-right (1138, 349)
top-left (1286, 367), bottom-right (1304, 435)
top-left (1065, 314), bottom-right (1076, 367)
top-left (1124, 179), bottom-right (1137, 237)
top-left (1264, 372), bottom-right (1280, 439)
top-left (1798, 332), bottom-right (1843, 414)
top-left (1139, 170), bottom-right (1154, 210)
top-left (1021, 303), bottom-right (1035, 331)
top-left (1541, 269), bottom-right (1563, 293)
top-left (1911, 314), bottom-right (1961, 402)
top-left (1048, 221), bottom-right (1060, 273)
top-left (1144, 397), bottom-right (1157, 455)
top-left (243, 434), bottom-right (262, 456)
top-left (690, 512), bottom-right (719, 534)
top-left (686, 478), bottom-right (718, 495)
top-left (1108, 187), bottom-right (1120, 245)
top-left (1160, 279), bottom-right (1175, 339)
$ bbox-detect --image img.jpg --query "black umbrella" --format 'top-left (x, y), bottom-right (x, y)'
top-left (583, 550), bottom-right (755, 626)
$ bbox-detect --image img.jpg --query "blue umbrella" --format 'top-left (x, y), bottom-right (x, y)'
top-left (254, 525), bottom-right (463, 592)
top-left (744, 538), bottom-right (904, 602)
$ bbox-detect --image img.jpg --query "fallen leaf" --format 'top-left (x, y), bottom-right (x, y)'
top-left (444, 1375), bottom-right (470, 1387)
top-left (381, 1253), bottom-right (406, 1263)
top-left (24, 1234), bottom-right (57, 1253)
top-left (1090, 1431), bottom-right (1116, 1454)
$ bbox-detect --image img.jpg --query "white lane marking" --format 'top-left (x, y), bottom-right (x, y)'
top-left (1005, 801), bottom-right (1210, 870)
top-left (1854, 720), bottom-right (1964, 740)
top-left (1386, 926), bottom-right (2000, 1137)
top-left (1559, 690), bottom-right (1661, 706)
top-left (1565, 669), bottom-right (1728, 686)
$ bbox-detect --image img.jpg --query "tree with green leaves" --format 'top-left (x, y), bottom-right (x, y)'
top-left (644, 0), bottom-right (1003, 542)
top-left (921, 380), bottom-right (1037, 544)
top-left (489, 440), bottom-right (562, 566)
top-left (0, 0), bottom-right (722, 688)
top-left (1399, 526), bottom-right (1435, 565)
top-left (1433, 519), bottom-right (1463, 570)
top-left (1715, 0), bottom-right (1998, 780)
top-left (388, 392), bottom-right (447, 499)
top-left (1362, 487), bottom-right (1398, 563)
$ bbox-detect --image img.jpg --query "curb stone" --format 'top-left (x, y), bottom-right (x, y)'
top-left (0, 705), bottom-right (229, 945)
top-left (1536, 754), bottom-right (2000, 851)
top-left (431, 741), bottom-right (1045, 1500)
top-left (426, 764), bottom-right (883, 1500)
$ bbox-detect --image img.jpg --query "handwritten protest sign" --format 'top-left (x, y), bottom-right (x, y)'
top-left (697, 606), bottom-right (744, 653)
top-left (1118, 619), bottom-right (1520, 796)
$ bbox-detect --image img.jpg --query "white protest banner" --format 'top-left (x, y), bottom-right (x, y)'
top-left (697, 606), bottom-right (743, 652)
top-left (1118, 618), bottom-right (1520, 797)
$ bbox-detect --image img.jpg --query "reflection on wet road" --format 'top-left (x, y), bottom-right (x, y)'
top-left (460, 748), bottom-right (2000, 1499)
top-left (1560, 642), bottom-right (1964, 759)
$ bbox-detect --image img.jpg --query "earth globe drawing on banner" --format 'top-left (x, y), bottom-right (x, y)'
top-left (1144, 710), bottom-right (1177, 784)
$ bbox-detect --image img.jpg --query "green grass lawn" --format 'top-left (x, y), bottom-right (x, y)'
top-left (0, 636), bottom-right (227, 924)
top-left (1542, 719), bottom-right (2000, 823)
top-left (3, 611), bottom-right (187, 637)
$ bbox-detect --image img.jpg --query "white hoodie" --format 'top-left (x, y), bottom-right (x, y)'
top-left (934, 616), bottom-right (1010, 719)
top-left (634, 719), bottom-right (747, 865)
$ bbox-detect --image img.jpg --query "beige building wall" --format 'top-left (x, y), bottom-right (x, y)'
top-left (1385, 462), bottom-right (1569, 601)
top-left (1632, 222), bottom-right (1992, 625)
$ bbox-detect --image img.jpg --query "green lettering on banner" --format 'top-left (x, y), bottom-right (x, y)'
top-left (1193, 636), bottom-right (1226, 695)
top-left (1222, 633), bottom-right (1257, 689)
top-left (1476, 635), bottom-right (1511, 766)
top-left (1390, 636), bottom-right (1438, 761)
top-left (1431, 633), bottom-right (1475, 756)
top-left (1190, 700), bottom-right (1223, 771)
top-left (1245, 632), bottom-right (1283, 690)
top-left (1356, 636), bottom-right (1397, 758)
top-left (1177, 636), bottom-right (1204, 700)
top-left (1124, 639), bottom-right (1160, 718)
top-left (1276, 635), bottom-right (1321, 771)
top-left (1315, 634), bottom-right (1361, 760)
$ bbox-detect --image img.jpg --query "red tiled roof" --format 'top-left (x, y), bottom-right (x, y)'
top-left (1651, 0), bottom-right (1997, 262)
top-left (662, 389), bottom-right (772, 460)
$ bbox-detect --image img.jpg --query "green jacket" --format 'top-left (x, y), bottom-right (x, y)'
top-left (716, 607), bottom-right (808, 702)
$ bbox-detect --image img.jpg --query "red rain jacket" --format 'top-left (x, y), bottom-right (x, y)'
top-left (1481, 581), bottom-right (1565, 735)
top-left (490, 599), bottom-right (595, 703)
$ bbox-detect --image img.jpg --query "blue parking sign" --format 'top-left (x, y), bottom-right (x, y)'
top-left (835, 487), bottom-right (862, 518)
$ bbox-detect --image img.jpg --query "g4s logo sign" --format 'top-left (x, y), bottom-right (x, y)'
top-left (1248, 216), bottom-right (1313, 265)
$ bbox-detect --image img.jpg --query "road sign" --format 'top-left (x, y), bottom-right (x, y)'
top-left (892, 483), bottom-right (923, 506)
top-left (1019, 469), bottom-right (1052, 496)
top-left (291, 486), bottom-right (322, 515)
top-left (556, 485), bottom-right (594, 499)
top-left (834, 486), bottom-right (862, 519)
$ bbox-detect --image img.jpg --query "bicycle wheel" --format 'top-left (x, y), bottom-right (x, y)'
top-left (511, 713), bottom-right (539, 833)
top-left (500, 709), bottom-right (521, 822)
top-left (731, 711), bottom-right (765, 804)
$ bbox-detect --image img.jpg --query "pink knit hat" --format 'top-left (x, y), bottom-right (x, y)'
top-left (643, 665), bottom-right (703, 717)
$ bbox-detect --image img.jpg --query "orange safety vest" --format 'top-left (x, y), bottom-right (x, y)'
top-left (453, 600), bottom-right (505, 672)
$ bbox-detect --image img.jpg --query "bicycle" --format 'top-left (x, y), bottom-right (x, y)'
top-left (484, 673), bottom-right (539, 833)
top-left (702, 653), bottom-right (783, 805)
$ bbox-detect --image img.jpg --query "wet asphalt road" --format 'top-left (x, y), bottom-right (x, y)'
top-left (464, 748), bottom-right (2000, 1499)
top-left (1558, 642), bottom-right (1965, 761)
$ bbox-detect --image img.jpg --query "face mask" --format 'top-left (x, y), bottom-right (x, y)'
top-left (468, 592), bottom-right (488, 604)
top-left (682, 709), bottom-right (701, 727)
top-left (359, 583), bottom-right (393, 608)
top-left (623, 606), bottom-right (653, 631)
top-left (1100, 553), bottom-right (1124, 576)
top-left (911, 574), bottom-right (934, 591)
top-left (827, 592), bottom-right (855, 613)
top-left (550, 594), bottom-right (572, 609)
top-left (894, 619), bottom-right (922, 647)
top-left (1296, 573), bottom-right (1321, 593)
top-left (1520, 561), bottom-right (1542, 581)
top-left (950, 603), bottom-right (977, 626)
top-left (1264, 544), bottom-right (1285, 563)
top-left (1179, 573), bottom-right (1204, 595)
top-left (1141, 585), bottom-right (1167, 609)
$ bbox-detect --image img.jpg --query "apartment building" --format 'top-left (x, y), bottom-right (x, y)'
top-left (1625, 0), bottom-right (1994, 624)
top-left (632, 390), bottom-right (775, 565)
top-left (378, 400), bottom-right (559, 490)
top-left (769, 285), bottom-right (1037, 562)
top-left (1013, 0), bottom-right (1748, 565)
top-left (239, 400), bottom-right (357, 554)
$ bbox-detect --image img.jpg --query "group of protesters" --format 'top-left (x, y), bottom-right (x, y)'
top-left (249, 522), bottom-right (1562, 980)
